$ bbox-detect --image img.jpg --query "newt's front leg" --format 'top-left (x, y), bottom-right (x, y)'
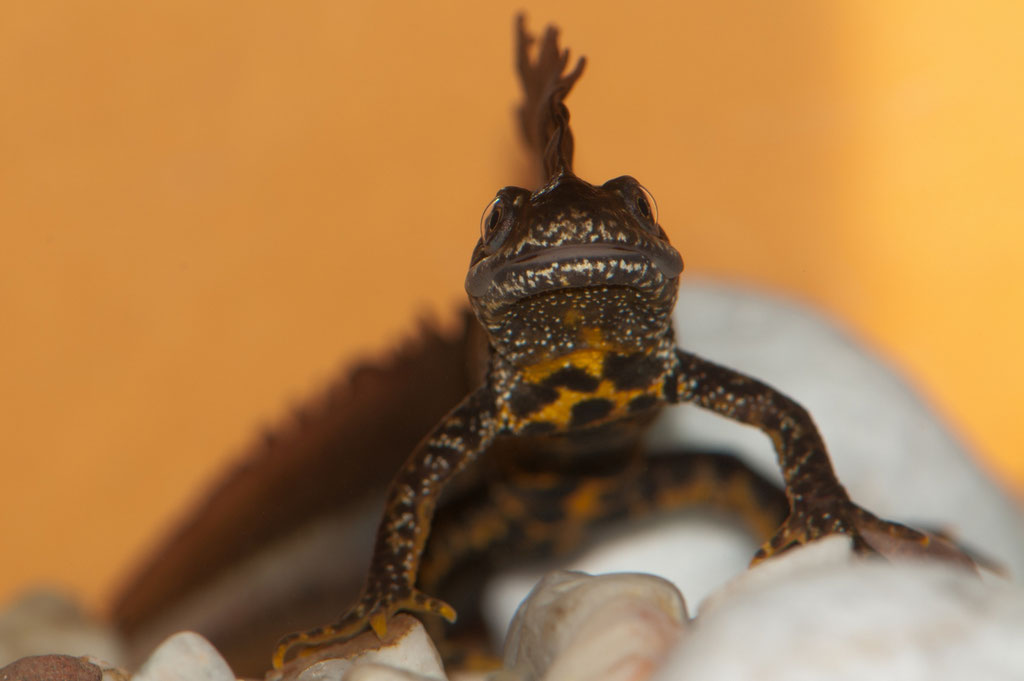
top-left (669, 349), bottom-right (975, 567)
top-left (272, 387), bottom-right (501, 668)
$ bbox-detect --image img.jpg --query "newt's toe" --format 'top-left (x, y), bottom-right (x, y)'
top-left (851, 511), bottom-right (978, 571)
top-left (272, 590), bottom-right (457, 669)
top-left (753, 502), bottom-right (978, 573)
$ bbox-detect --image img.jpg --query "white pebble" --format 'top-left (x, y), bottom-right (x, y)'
top-left (655, 545), bottom-right (1024, 681)
top-left (503, 570), bottom-right (688, 681)
top-left (131, 631), bottom-right (234, 681)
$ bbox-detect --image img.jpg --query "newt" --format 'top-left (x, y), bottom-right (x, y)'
top-left (272, 16), bottom-right (974, 669)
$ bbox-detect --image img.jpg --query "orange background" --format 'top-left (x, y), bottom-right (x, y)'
top-left (2, 2), bottom-right (1022, 614)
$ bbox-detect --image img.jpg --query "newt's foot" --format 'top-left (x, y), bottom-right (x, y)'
top-left (272, 587), bottom-right (456, 669)
top-left (752, 500), bottom-right (977, 571)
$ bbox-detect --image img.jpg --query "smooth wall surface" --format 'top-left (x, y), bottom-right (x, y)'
top-left (2, 2), bottom-right (1022, 612)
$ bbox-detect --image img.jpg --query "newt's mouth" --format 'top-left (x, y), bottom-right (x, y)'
top-left (465, 242), bottom-right (683, 300)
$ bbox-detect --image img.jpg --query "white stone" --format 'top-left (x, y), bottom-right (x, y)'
top-left (131, 631), bottom-right (234, 681)
top-left (343, 662), bottom-right (445, 681)
top-left (502, 571), bottom-right (687, 681)
top-left (653, 545), bottom-right (1024, 680)
top-left (697, 534), bottom-right (856, 617)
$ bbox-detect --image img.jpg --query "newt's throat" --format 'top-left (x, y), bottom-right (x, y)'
top-left (484, 286), bottom-right (675, 367)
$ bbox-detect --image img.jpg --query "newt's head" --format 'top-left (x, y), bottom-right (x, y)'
top-left (465, 172), bottom-right (683, 366)
top-left (467, 19), bottom-right (683, 367)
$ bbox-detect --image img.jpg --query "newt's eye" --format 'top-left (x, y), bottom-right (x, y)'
top-left (635, 185), bottom-right (658, 226)
top-left (479, 195), bottom-right (513, 250)
top-left (480, 197), bottom-right (503, 240)
top-left (601, 176), bottom-right (661, 233)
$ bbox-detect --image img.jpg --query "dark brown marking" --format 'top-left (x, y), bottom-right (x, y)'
top-left (542, 365), bottom-right (601, 392)
top-left (662, 371), bottom-right (678, 402)
top-left (569, 398), bottom-right (614, 427)
top-left (602, 352), bottom-right (662, 390)
top-left (519, 420), bottom-right (558, 436)
top-left (627, 394), bottom-right (658, 413)
top-left (508, 383), bottom-right (559, 417)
